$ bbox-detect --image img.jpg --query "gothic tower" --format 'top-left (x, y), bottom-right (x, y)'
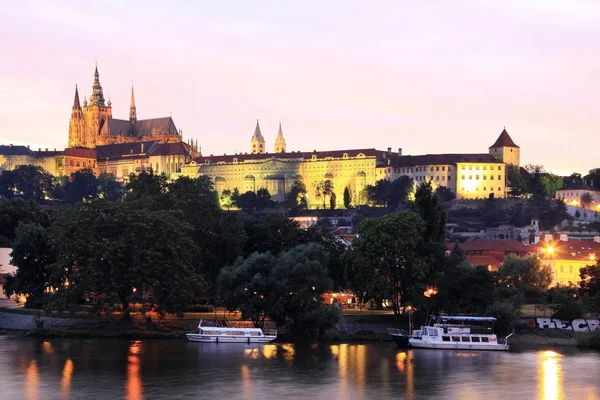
top-left (489, 127), bottom-right (520, 166)
top-left (80, 65), bottom-right (112, 148)
top-left (250, 120), bottom-right (265, 154)
top-left (274, 122), bottom-right (286, 153)
top-left (68, 84), bottom-right (85, 147)
top-left (129, 86), bottom-right (137, 125)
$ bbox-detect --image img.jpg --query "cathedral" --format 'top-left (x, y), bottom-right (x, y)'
top-left (68, 65), bottom-right (183, 148)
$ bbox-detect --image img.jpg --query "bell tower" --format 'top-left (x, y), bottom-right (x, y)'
top-left (274, 123), bottom-right (286, 153)
top-left (489, 127), bottom-right (520, 166)
top-left (250, 120), bottom-right (265, 154)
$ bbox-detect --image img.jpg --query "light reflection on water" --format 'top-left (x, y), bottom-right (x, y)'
top-left (1, 338), bottom-right (599, 399)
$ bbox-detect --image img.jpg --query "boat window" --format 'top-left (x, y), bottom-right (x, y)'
top-left (429, 329), bottom-right (438, 337)
top-left (481, 337), bottom-right (489, 343)
top-left (451, 336), bottom-right (460, 342)
top-left (442, 336), bottom-right (450, 342)
top-left (471, 337), bottom-right (481, 342)
top-left (422, 328), bottom-right (428, 335)
top-left (461, 337), bottom-right (470, 342)
top-left (203, 330), bottom-right (220, 335)
top-left (250, 332), bottom-right (261, 336)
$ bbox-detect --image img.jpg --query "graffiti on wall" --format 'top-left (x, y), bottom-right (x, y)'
top-left (521, 318), bottom-right (600, 332)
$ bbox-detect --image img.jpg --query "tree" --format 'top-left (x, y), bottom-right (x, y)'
top-left (0, 165), bottom-right (54, 202)
top-left (64, 168), bottom-right (97, 204)
top-left (539, 174), bottom-right (563, 198)
top-left (286, 180), bottom-right (307, 210)
top-left (125, 169), bottom-right (169, 209)
top-left (220, 243), bottom-right (337, 337)
top-left (497, 255), bottom-right (553, 300)
top-left (220, 189), bottom-right (233, 209)
top-left (219, 251), bottom-right (278, 328)
top-left (548, 286), bottom-right (584, 323)
top-left (506, 164), bottom-right (527, 197)
top-left (584, 168), bottom-right (600, 191)
top-left (568, 173), bottom-right (583, 184)
top-left (342, 211), bottom-right (428, 314)
top-left (235, 191), bottom-right (257, 213)
top-left (329, 192), bottom-right (336, 210)
top-left (580, 264), bottom-right (600, 314)
top-left (364, 177), bottom-right (412, 208)
top-left (97, 173), bottom-right (124, 201)
top-left (411, 181), bottom-right (447, 243)
top-left (243, 214), bottom-right (303, 256)
top-left (255, 188), bottom-right (273, 210)
top-left (434, 263), bottom-right (496, 315)
top-left (435, 186), bottom-right (456, 203)
top-left (0, 198), bottom-right (47, 247)
top-left (582, 192), bottom-right (593, 207)
top-left (314, 180), bottom-right (333, 209)
top-left (168, 175), bottom-right (218, 207)
top-left (3, 223), bottom-right (56, 308)
top-left (343, 187), bottom-right (351, 209)
top-left (304, 225), bottom-right (348, 290)
top-left (48, 201), bottom-right (203, 321)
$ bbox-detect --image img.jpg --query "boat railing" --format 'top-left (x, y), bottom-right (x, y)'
top-left (264, 329), bottom-right (277, 337)
top-left (387, 328), bottom-right (409, 336)
top-left (502, 332), bottom-right (514, 344)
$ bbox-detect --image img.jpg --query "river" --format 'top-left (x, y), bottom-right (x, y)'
top-left (0, 336), bottom-right (599, 399)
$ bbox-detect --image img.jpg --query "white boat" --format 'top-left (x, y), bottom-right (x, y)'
top-left (186, 320), bottom-right (277, 343)
top-left (388, 316), bottom-right (513, 351)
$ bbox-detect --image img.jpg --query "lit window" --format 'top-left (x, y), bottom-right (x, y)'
top-left (476, 175), bottom-right (479, 180)
top-left (483, 175), bottom-right (487, 180)
top-left (498, 166), bottom-right (502, 171)
top-left (469, 175), bottom-right (472, 180)
top-left (461, 175), bottom-right (465, 179)
top-left (498, 175), bottom-right (501, 180)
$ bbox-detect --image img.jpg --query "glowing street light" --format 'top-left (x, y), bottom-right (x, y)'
top-left (424, 286), bottom-right (438, 298)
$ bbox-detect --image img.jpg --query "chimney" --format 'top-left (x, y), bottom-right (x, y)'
top-left (45, 148), bottom-right (48, 151)
top-left (594, 236), bottom-right (600, 243)
top-left (534, 235), bottom-right (540, 245)
top-left (398, 148), bottom-right (402, 156)
top-left (387, 147), bottom-right (392, 153)
top-left (560, 234), bottom-right (568, 242)
top-left (9, 144), bottom-right (12, 148)
top-left (544, 233), bottom-right (553, 243)
top-left (141, 143), bottom-right (144, 153)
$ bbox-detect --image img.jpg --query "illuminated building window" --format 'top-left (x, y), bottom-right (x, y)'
top-left (436, 176), bottom-right (439, 181)
top-left (476, 166), bottom-right (480, 170)
top-left (442, 176), bottom-right (445, 181)
top-left (483, 175), bottom-right (487, 180)
top-left (462, 166), bottom-right (465, 170)
top-left (476, 175), bottom-right (479, 180)
top-left (498, 187), bottom-right (501, 191)
top-left (483, 166), bottom-right (487, 170)
top-left (569, 266), bottom-right (573, 273)
top-left (436, 167), bottom-right (439, 171)
top-left (430, 167), bottom-right (434, 171)
top-left (442, 166), bottom-right (445, 171)
top-left (469, 166), bottom-right (473, 170)
top-left (483, 187), bottom-right (486, 191)
top-left (491, 176), bottom-right (494, 180)
top-left (461, 175), bottom-right (465, 180)
top-left (560, 266), bottom-right (564, 273)
top-left (469, 175), bottom-right (472, 180)
top-left (498, 166), bottom-right (502, 171)
top-left (491, 187), bottom-right (494, 191)
top-left (498, 175), bottom-right (501, 180)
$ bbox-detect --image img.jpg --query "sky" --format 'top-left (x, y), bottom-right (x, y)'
top-left (1, 0), bottom-right (599, 176)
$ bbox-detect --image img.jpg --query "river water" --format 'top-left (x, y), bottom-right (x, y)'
top-left (1, 337), bottom-right (599, 399)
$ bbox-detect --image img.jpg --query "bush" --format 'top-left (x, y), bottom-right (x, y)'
top-left (486, 301), bottom-right (520, 334)
top-left (185, 304), bottom-right (215, 312)
top-left (577, 330), bottom-right (600, 349)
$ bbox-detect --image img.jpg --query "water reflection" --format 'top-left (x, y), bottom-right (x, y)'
top-left (396, 351), bottom-right (414, 399)
top-left (61, 359), bottom-right (74, 399)
top-left (25, 360), bottom-right (38, 400)
top-left (538, 351), bottom-right (563, 400)
top-left (126, 340), bottom-right (143, 400)
top-left (240, 365), bottom-right (252, 400)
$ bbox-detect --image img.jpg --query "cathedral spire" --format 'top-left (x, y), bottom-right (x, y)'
top-left (274, 122), bottom-right (286, 153)
top-left (73, 84), bottom-right (81, 110)
top-left (250, 119), bottom-right (265, 154)
top-left (89, 64), bottom-right (106, 107)
top-left (129, 86), bottom-right (137, 124)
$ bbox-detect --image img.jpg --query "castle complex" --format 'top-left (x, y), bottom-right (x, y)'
top-left (0, 66), bottom-right (521, 207)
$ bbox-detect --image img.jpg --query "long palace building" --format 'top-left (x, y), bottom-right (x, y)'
top-left (0, 66), bottom-right (521, 207)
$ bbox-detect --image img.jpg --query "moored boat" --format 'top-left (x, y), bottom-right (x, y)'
top-left (388, 316), bottom-right (512, 351)
top-left (186, 320), bottom-right (277, 343)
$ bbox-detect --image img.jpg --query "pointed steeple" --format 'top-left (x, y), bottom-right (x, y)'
top-left (73, 84), bottom-right (81, 110)
top-left (88, 64), bottom-right (106, 107)
top-left (274, 122), bottom-right (286, 153)
top-left (129, 86), bottom-right (137, 124)
top-left (490, 127), bottom-right (519, 149)
top-left (250, 119), bottom-right (266, 154)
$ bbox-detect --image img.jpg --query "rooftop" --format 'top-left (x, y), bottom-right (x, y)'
top-left (489, 128), bottom-right (519, 148)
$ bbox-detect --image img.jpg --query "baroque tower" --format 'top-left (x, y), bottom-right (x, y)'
top-left (250, 120), bottom-right (265, 154)
top-left (489, 128), bottom-right (520, 166)
top-left (274, 123), bottom-right (286, 153)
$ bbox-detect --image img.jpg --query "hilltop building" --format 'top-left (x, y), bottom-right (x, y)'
top-left (68, 65), bottom-right (182, 149)
top-left (180, 125), bottom-right (518, 206)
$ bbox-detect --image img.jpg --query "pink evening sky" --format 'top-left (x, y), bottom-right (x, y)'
top-left (1, 0), bottom-right (599, 176)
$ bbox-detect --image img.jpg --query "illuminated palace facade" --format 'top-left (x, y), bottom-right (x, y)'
top-left (180, 123), bottom-right (520, 207)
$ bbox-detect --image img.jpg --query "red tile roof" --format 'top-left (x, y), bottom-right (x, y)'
top-left (64, 147), bottom-right (97, 158)
top-left (149, 142), bottom-right (190, 156)
top-left (489, 129), bottom-right (519, 148)
top-left (194, 148), bottom-right (383, 164)
top-left (457, 239), bottom-right (530, 253)
top-left (466, 255), bottom-right (502, 270)
top-left (534, 240), bottom-right (600, 263)
top-left (389, 153), bottom-right (500, 168)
